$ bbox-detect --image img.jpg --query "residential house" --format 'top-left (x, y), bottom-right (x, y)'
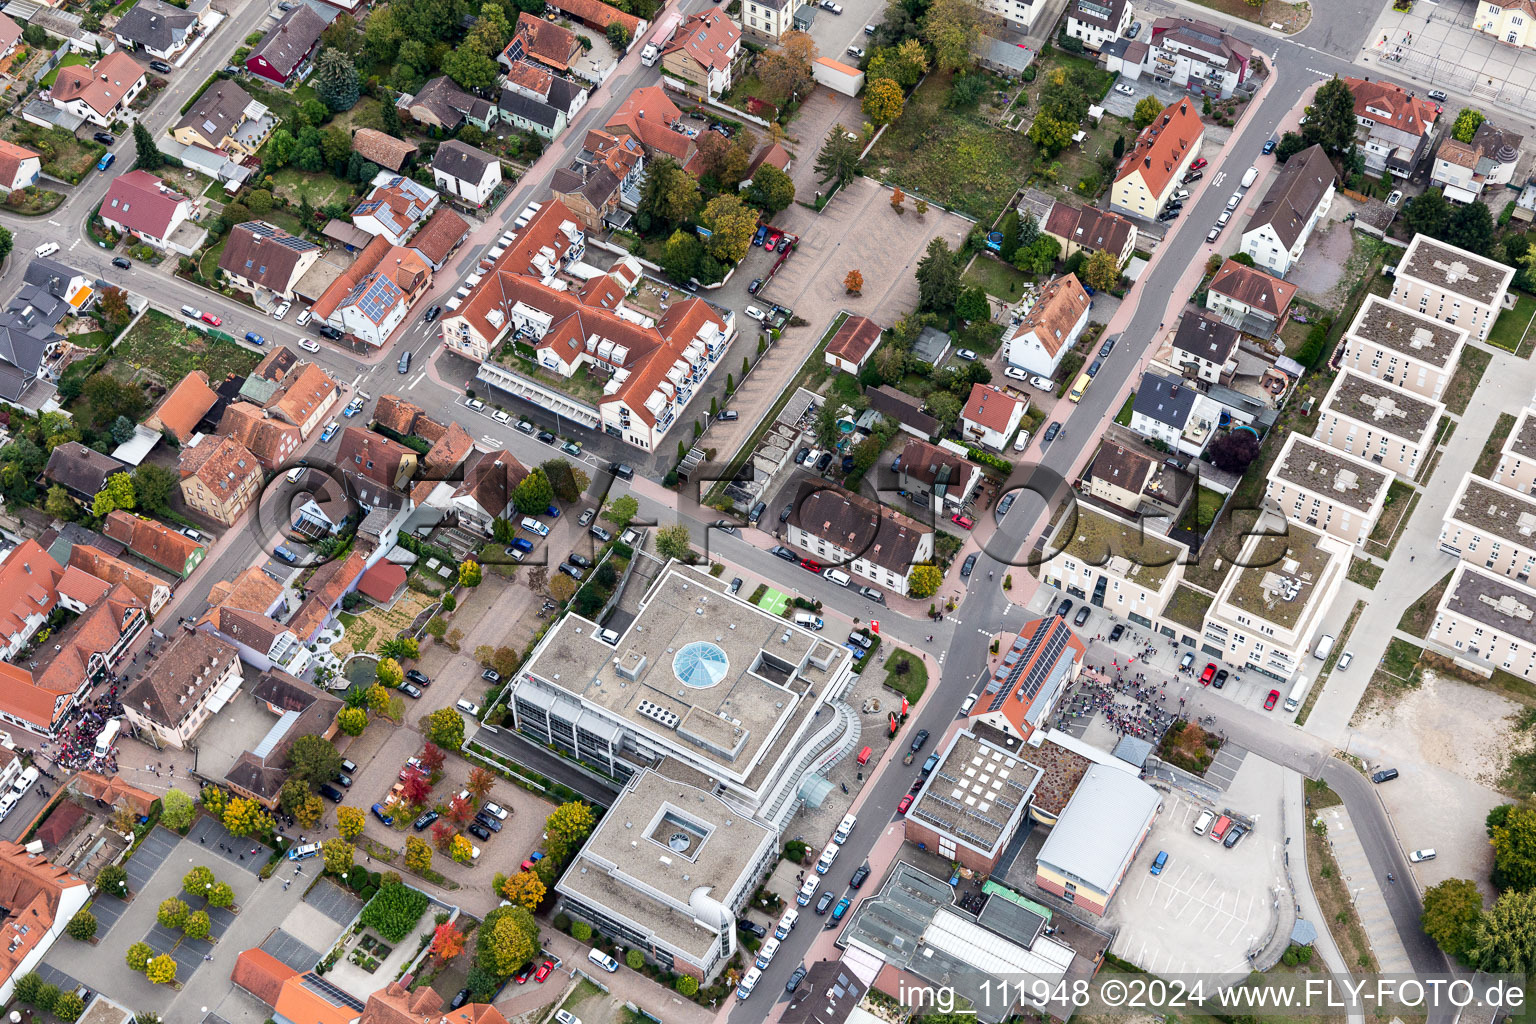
top-left (1111, 98), bottom-right (1204, 219)
top-left (1084, 439), bottom-right (1193, 520)
top-left (1477, 0), bottom-right (1536, 47)
top-left (285, 550), bottom-right (366, 641)
top-left (99, 171), bottom-right (195, 253)
top-left (103, 510), bottom-right (206, 577)
top-left (1343, 76), bottom-right (1441, 178)
top-left (432, 139), bottom-right (502, 207)
top-left (1263, 433), bottom-right (1393, 546)
top-left (662, 10), bottom-right (741, 98)
top-left (0, 16), bottom-right (20, 64)
top-left (0, 258), bottom-right (92, 406)
top-left (1065, 0), bottom-right (1132, 51)
top-left (1204, 259), bottom-right (1298, 337)
top-left (216, 402), bottom-right (301, 469)
top-left (220, 670), bottom-right (342, 806)
top-left (1041, 506), bottom-right (1188, 631)
top-left (351, 176), bottom-right (439, 246)
top-left (0, 541), bottom-right (66, 658)
top-left (498, 60), bottom-right (587, 140)
top-left (361, 981), bottom-right (510, 1024)
top-left (548, 129), bottom-right (643, 230)
top-left (1128, 370), bottom-right (1195, 450)
top-left (49, 52), bottom-right (145, 127)
top-left (172, 80), bottom-right (275, 158)
top-left (407, 207), bottom-right (470, 272)
top-left (825, 315), bottom-right (883, 375)
top-left (501, 13), bottom-right (582, 73)
top-left (113, 0), bottom-right (199, 60)
top-left (1240, 143), bottom-right (1335, 275)
top-left (740, 0), bottom-right (802, 41)
top-left (448, 449), bottom-right (528, 534)
top-left (1432, 120), bottom-right (1524, 201)
top-left (245, 4), bottom-right (325, 85)
top-left (264, 361), bottom-right (341, 438)
top-left (0, 142), bottom-right (40, 194)
top-left (144, 369), bottom-right (218, 442)
top-left (0, 842), bottom-right (89, 1005)
top-left (350, 127), bottom-right (415, 173)
top-left (959, 383), bottom-right (1026, 450)
top-left (605, 86), bottom-right (699, 173)
top-left (1495, 407), bottom-right (1536, 494)
top-left (336, 427), bottom-right (416, 491)
top-left (1041, 202), bottom-right (1138, 267)
top-left (1170, 310), bottom-right (1240, 384)
top-left (1313, 369), bottom-right (1441, 478)
top-left (218, 221), bottom-right (321, 301)
top-left (865, 384), bottom-right (940, 438)
top-left (311, 235), bottom-right (432, 348)
top-left (407, 76), bottom-right (496, 133)
top-left (785, 479), bottom-right (934, 594)
top-left (742, 142), bottom-right (790, 189)
top-left (122, 629), bottom-right (241, 749)
top-left (1439, 473), bottom-right (1536, 581)
top-left (177, 433), bottom-right (263, 526)
top-left (1430, 562), bottom-right (1536, 679)
top-left (1145, 17), bottom-right (1251, 98)
top-left (1002, 273), bottom-right (1091, 376)
top-left (66, 545), bottom-right (171, 617)
top-left (896, 438), bottom-right (982, 514)
top-left (1389, 233), bottom-right (1512, 342)
top-left (543, 0), bottom-right (642, 38)
top-left (44, 441), bottom-right (126, 504)
top-left (1202, 520), bottom-right (1350, 681)
top-left (981, 0), bottom-right (1046, 32)
top-left (1340, 293), bottom-right (1468, 401)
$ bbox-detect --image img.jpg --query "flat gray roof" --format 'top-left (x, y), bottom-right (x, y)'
top-left (1347, 294), bottom-right (1465, 369)
top-left (1441, 563), bottom-right (1536, 646)
top-left (908, 730), bottom-right (1041, 855)
top-left (1509, 409), bottom-right (1536, 463)
top-left (1036, 764), bottom-right (1159, 892)
top-left (1401, 235), bottom-right (1514, 305)
top-left (1272, 434), bottom-right (1390, 512)
top-left (1449, 476), bottom-right (1536, 551)
top-left (1322, 370), bottom-right (1438, 442)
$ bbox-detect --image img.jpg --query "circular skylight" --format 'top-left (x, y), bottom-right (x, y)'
top-left (673, 641), bottom-right (728, 688)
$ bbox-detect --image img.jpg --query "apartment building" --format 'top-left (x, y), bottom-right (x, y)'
top-left (1340, 293), bottom-right (1467, 402)
top-left (1064, 0), bottom-right (1132, 51)
top-left (1240, 144), bottom-right (1335, 275)
top-left (122, 629), bottom-right (242, 750)
top-left (1440, 473), bottom-right (1536, 581)
top-left (785, 479), bottom-right (934, 595)
top-left (1430, 561), bottom-right (1536, 678)
top-left (1312, 369), bottom-right (1441, 478)
top-left (1040, 506), bottom-right (1189, 630)
top-left (1111, 98), bottom-right (1204, 219)
top-left (1494, 407), bottom-right (1536, 494)
top-left (1388, 233), bottom-right (1512, 342)
top-left (1145, 17), bottom-right (1252, 99)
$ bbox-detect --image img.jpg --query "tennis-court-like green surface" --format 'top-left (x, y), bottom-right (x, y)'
top-left (756, 587), bottom-right (789, 615)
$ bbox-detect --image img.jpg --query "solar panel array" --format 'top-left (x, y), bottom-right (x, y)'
top-left (986, 619), bottom-right (1067, 713)
top-left (355, 275), bottom-right (402, 323)
top-left (301, 973), bottom-right (366, 1012)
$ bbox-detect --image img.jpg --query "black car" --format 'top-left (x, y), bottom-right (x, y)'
top-left (93, 132), bottom-right (115, 145)
top-left (1371, 768), bottom-right (1399, 784)
top-left (537, 430), bottom-right (557, 444)
top-left (1043, 421), bottom-right (1062, 443)
top-left (111, 256), bottom-right (131, 269)
top-left (422, 305), bottom-right (442, 322)
top-left (1056, 598), bottom-right (1073, 617)
top-left (996, 492), bottom-right (1015, 517)
top-left (318, 324), bottom-right (343, 340)
top-left (468, 822), bottom-right (491, 841)
top-left (849, 864), bottom-right (870, 888)
top-left (1073, 605), bottom-right (1090, 627)
top-left (333, 772), bottom-right (353, 788)
top-left (1183, 169), bottom-right (1203, 184)
top-left (475, 811), bottom-right (503, 833)
top-left (413, 810), bottom-right (440, 831)
top-left (748, 277), bottom-right (763, 294)
top-left (780, 504), bottom-right (793, 522)
top-left (815, 891), bottom-right (835, 914)
top-left (816, 452), bottom-right (833, 472)
top-left (786, 965), bottom-right (809, 993)
top-left (1100, 334), bottom-right (1118, 358)
top-left (1086, 359), bottom-right (1102, 378)
top-left (568, 553), bottom-right (592, 569)
top-left (1212, 669), bottom-right (1229, 689)
top-left (771, 545), bottom-right (797, 561)
top-left (318, 784), bottom-right (344, 802)
top-left (909, 728), bottom-right (930, 753)
top-left (1224, 824), bottom-right (1245, 848)
top-left (795, 447), bottom-right (810, 464)
top-left (406, 668), bottom-right (430, 686)
top-left (558, 562), bottom-right (584, 580)
top-left (148, 59), bottom-right (172, 73)
top-left (737, 918), bottom-right (767, 939)
top-left (1109, 624), bottom-right (1125, 642)
top-left (451, 989), bottom-right (469, 1009)
top-left (961, 553), bottom-right (977, 577)
top-left (729, 577), bottom-right (743, 594)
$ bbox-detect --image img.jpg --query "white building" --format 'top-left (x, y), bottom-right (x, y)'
top-left (1340, 294), bottom-right (1467, 403)
top-left (785, 480), bottom-right (934, 595)
top-left (121, 629), bottom-right (242, 750)
top-left (958, 383), bottom-right (1026, 450)
top-left (1313, 370), bottom-right (1441, 478)
top-left (1430, 562), bottom-right (1536, 679)
top-left (350, 175), bottom-right (440, 246)
top-left (1145, 17), bottom-right (1252, 99)
top-left (1064, 0), bottom-right (1132, 51)
top-left (1040, 506), bottom-right (1188, 630)
top-left (1431, 120), bottom-right (1524, 201)
top-left (1240, 143), bottom-right (1335, 276)
top-left (1002, 273), bottom-right (1090, 376)
top-left (432, 139), bottom-right (503, 208)
top-left (1263, 433), bottom-right (1393, 547)
top-left (1439, 473), bottom-right (1536, 582)
top-left (1494, 408), bottom-right (1536, 495)
top-left (1388, 233), bottom-right (1513, 342)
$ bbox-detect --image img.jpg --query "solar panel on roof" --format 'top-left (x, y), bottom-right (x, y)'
top-left (301, 973), bottom-right (365, 1011)
top-left (986, 618), bottom-right (1067, 712)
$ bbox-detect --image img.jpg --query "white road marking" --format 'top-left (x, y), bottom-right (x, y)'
top-left (406, 371), bottom-right (426, 391)
top-left (350, 373), bottom-right (363, 389)
top-left (480, 435), bottom-right (504, 448)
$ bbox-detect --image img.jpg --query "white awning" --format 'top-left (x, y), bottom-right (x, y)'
top-left (1442, 183), bottom-right (1479, 205)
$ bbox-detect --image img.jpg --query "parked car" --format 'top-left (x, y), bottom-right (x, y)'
top-left (1200, 663), bottom-right (1217, 685)
top-left (1409, 849), bottom-right (1436, 862)
top-left (816, 452), bottom-right (834, 472)
top-left (148, 59), bottom-right (172, 73)
top-left (815, 891), bottom-right (834, 914)
top-left (771, 545), bottom-right (797, 561)
top-left (1371, 768), bottom-right (1399, 783)
top-left (483, 802), bottom-right (508, 820)
top-left (1055, 597), bottom-right (1072, 617)
top-left (820, 0), bottom-right (842, 11)
top-left (1262, 138), bottom-right (1277, 154)
top-left (561, 440), bottom-right (582, 457)
top-left (800, 558), bottom-right (823, 573)
top-left (568, 553), bottom-right (592, 569)
top-left (738, 918), bottom-right (767, 938)
top-left (537, 430), bottom-right (557, 444)
top-left (961, 553), bottom-right (977, 577)
top-left (858, 586), bottom-right (884, 603)
top-left (534, 959), bottom-right (556, 982)
top-left (590, 525), bottom-right (612, 542)
top-left (1150, 850), bottom-right (1167, 875)
top-left (897, 794), bottom-right (914, 814)
top-left (318, 784), bottom-right (343, 802)
top-left (952, 513), bottom-right (974, 529)
top-left (1043, 421), bottom-right (1061, 443)
top-left (482, 668), bottom-right (501, 683)
top-left (1073, 605), bottom-right (1090, 627)
top-left (1180, 651), bottom-right (1196, 670)
top-left (558, 562), bottom-right (585, 580)
top-left (1099, 334), bottom-right (1118, 358)
top-left (1183, 169), bottom-right (1203, 184)
top-left (319, 421), bottom-right (339, 443)
top-left (745, 305), bottom-right (766, 321)
top-left (1190, 157), bottom-right (1208, 170)
top-left (245, 332), bottom-right (264, 345)
top-left (748, 277), bottom-right (763, 294)
top-left (273, 301), bottom-right (291, 320)
top-left (849, 864), bottom-right (870, 888)
top-left (372, 803), bottom-right (394, 825)
top-left (299, 338), bottom-right (321, 352)
top-left (786, 965), bottom-right (809, 993)
top-left (1004, 366), bottom-right (1030, 382)
top-left (200, 311), bottom-right (221, 326)
top-left (1264, 689), bottom-right (1280, 710)
top-left (1113, 83), bottom-right (1136, 95)
top-left (1428, 89), bottom-right (1448, 102)
top-left (93, 131), bottom-right (115, 145)
top-left (956, 348), bottom-right (977, 361)
top-left (111, 256), bottom-right (131, 270)
top-left (578, 508), bottom-right (596, 526)
top-left (400, 682), bottom-right (422, 698)
top-left (468, 822), bottom-right (492, 841)
top-left (405, 669), bottom-right (430, 687)
top-left (413, 810), bottom-right (439, 831)
top-left (1029, 375), bottom-right (1054, 390)
top-left (1387, 190), bottom-right (1403, 207)
top-left (1212, 668), bottom-right (1228, 689)
top-left (1109, 623), bottom-right (1124, 641)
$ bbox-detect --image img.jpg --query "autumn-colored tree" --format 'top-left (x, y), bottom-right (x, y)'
top-left (915, 198), bottom-right (929, 217)
top-left (365, 684), bottom-right (391, 713)
top-left (1080, 249), bottom-right (1121, 292)
top-left (862, 77), bottom-right (904, 125)
top-left (206, 882), bottom-right (234, 908)
top-left (294, 791), bottom-right (324, 830)
top-left (548, 572), bottom-right (576, 604)
top-left (337, 707), bottom-right (368, 735)
top-left (501, 869), bottom-right (546, 910)
top-left (431, 921), bottom-right (466, 964)
top-left (336, 806), bottom-right (365, 839)
top-left (891, 187), bottom-right (905, 214)
top-left (376, 658), bottom-right (404, 688)
top-left (458, 560), bottom-right (482, 587)
top-left (97, 286), bottom-right (131, 328)
top-left (448, 794), bottom-right (475, 826)
top-left (182, 865), bottom-right (216, 897)
top-left (145, 954), bottom-right (177, 985)
top-left (907, 564), bottom-right (943, 598)
top-left (467, 766), bottom-right (495, 801)
top-left (844, 270), bottom-right (863, 294)
top-left (400, 772), bottom-right (432, 807)
top-left (156, 898), bottom-right (188, 930)
top-left (183, 910), bottom-right (211, 940)
top-left (323, 838), bottom-right (354, 876)
top-left (405, 836), bottom-right (434, 873)
top-left (479, 910), bottom-right (536, 975)
top-left (419, 742), bottom-right (446, 774)
top-left (125, 942), bottom-right (154, 972)
top-left (224, 797), bottom-right (273, 837)
top-left (450, 834), bottom-right (475, 864)
top-left (545, 801), bottom-right (598, 860)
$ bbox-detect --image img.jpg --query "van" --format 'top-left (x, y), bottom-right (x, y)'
top-left (737, 966), bottom-right (762, 999)
top-left (1314, 634), bottom-right (1335, 660)
top-left (1283, 674), bottom-right (1309, 712)
top-left (795, 612), bottom-right (824, 631)
top-left (775, 908), bottom-right (798, 939)
top-left (287, 841), bottom-right (322, 861)
top-left (0, 792), bottom-right (18, 821)
top-left (94, 719), bottom-right (120, 759)
top-left (597, 628), bottom-right (620, 646)
top-left (1209, 814), bottom-right (1232, 843)
top-left (1240, 165), bottom-right (1259, 188)
top-left (1192, 809), bottom-right (1215, 836)
top-left (822, 567), bottom-right (851, 587)
top-left (755, 937), bottom-right (780, 969)
top-left (11, 766), bottom-right (38, 795)
top-left (816, 841), bottom-right (839, 875)
top-left (521, 516), bottom-right (550, 537)
top-left (35, 242), bottom-right (59, 259)
top-left (587, 948), bottom-right (619, 973)
top-left (834, 814), bottom-right (856, 844)
top-left (797, 876), bottom-right (819, 905)
top-left (1068, 371), bottom-right (1091, 404)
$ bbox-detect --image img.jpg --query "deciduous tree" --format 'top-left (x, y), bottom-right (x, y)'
top-left (337, 806), bottom-right (365, 839)
top-left (1451, 108), bottom-right (1485, 144)
top-left (638, 158), bottom-right (701, 229)
top-left (1080, 249), bottom-right (1121, 292)
top-left (921, 0), bottom-right (987, 71)
top-left (207, 882), bottom-right (234, 909)
top-left (1132, 95), bottom-right (1163, 128)
top-left (501, 869), bottom-right (545, 909)
top-left (182, 910), bottom-right (211, 940)
top-left (323, 837), bottom-right (354, 876)
top-left (1028, 112), bottom-right (1077, 156)
top-left (157, 898), bottom-right (188, 930)
top-left (655, 524), bottom-right (693, 561)
top-left (450, 834), bottom-right (475, 863)
top-left (844, 269), bottom-right (864, 294)
top-left (863, 77), bottom-right (904, 125)
top-left (1208, 430), bottom-right (1260, 472)
top-left (145, 954), bottom-right (177, 985)
top-left (746, 163), bottom-right (795, 214)
top-left (955, 286), bottom-right (989, 322)
top-left (431, 921), bottom-right (466, 963)
top-left (91, 472), bottom-right (135, 517)
top-left (478, 908), bottom-right (536, 975)
top-left (1306, 75), bottom-right (1357, 155)
top-left (431, 821), bottom-right (456, 853)
top-left (700, 193), bottom-right (758, 265)
top-left (222, 796), bottom-right (272, 838)
top-left (467, 766), bottom-right (495, 801)
top-left (1492, 804), bottom-right (1536, 891)
top-left (338, 707), bottom-right (368, 735)
top-left (287, 735), bottom-right (343, 789)
top-left (131, 463), bottom-right (176, 514)
top-left (376, 658), bottom-right (405, 688)
top-left (182, 865), bottom-right (216, 897)
top-left (427, 707), bottom-right (466, 749)
top-left (406, 835), bottom-right (434, 872)
top-left (756, 31), bottom-right (816, 102)
top-left (907, 564), bottom-right (942, 598)
top-left (126, 942), bottom-right (154, 972)
top-left (545, 801), bottom-right (597, 860)
top-left (1469, 888), bottom-right (1536, 972)
top-left (160, 788), bottom-right (194, 831)
top-left (458, 559), bottom-right (482, 586)
top-left (512, 467), bottom-right (555, 515)
top-left (66, 909), bottom-right (96, 941)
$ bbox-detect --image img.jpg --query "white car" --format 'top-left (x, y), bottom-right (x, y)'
top-left (956, 349), bottom-right (977, 361)
top-left (846, 45), bottom-right (864, 58)
top-left (482, 802), bottom-right (508, 820)
top-left (1206, 227), bottom-right (1220, 243)
top-left (1409, 849), bottom-right (1436, 862)
top-left (1217, 210), bottom-right (1231, 226)
top-left (295, 308), bottom-right (312, 327)
top-left (298, 338), bottom-right (320, 353)
top-left (744, 305), bottom-right (766, 321)
top-left (1113, 83), bottom-right (1136, 96)
top-left (492, 410), bottom-right (511, 424)
top-left (1338, 651), bottom-right (1354, 671)
top-left (1004, 366), bottom-right (1030, 382)
top-left (1029, 375), bottom-right (1055, 391)
top-left (273, 301), bottom-right (291, 320)
top-left (1173, 189), bottom-right (1190, 201)
top-left (467, 398), bottom-right (485, 411)
top-left (1387, 190), bottom-right (1402, 207)
top-left (1013, 429), bottom-right (1031, 452)
top-left (1225, 193), bottom-right (1241, 210)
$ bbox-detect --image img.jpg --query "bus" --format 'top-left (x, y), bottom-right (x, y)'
top-left (1068, 371), bottom-right (1092, 404)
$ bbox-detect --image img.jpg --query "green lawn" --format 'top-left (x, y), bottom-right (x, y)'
top-left (1113, 393), bottom-right (1135, 427)
top-left (39, 54), bottom-right (89, 88)
top-left (268, 167), bottom-right (355, 210)
top-left (1177, 485), bottom-right (1223, 534)
top-left (961, 254), bottom-right (1032, 301)
top-left (883, 649), bottom-right (928, 704)
top-left (112, 309), bottom-right (262, 385)
top-left (1489, 292), bottom-right (1536, 354)
top-left (5, 121), bottom-right (105, 185)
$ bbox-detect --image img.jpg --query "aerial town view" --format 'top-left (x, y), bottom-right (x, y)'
top-left (0, 0), bottom-right (1529, 1018)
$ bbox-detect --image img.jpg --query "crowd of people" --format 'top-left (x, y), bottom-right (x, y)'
top-left (1052, 629), bottom-right (1198, 746)
top-left (38, 684), bottom-right (123, 774)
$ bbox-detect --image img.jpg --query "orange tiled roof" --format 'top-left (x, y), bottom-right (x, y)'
top-left (961, 384), bottom-right (1023, 433)
top-left (1018, 273), bottom-right (1090, 358)
top-left (663, 9), bottom-right (738, 72)
top-left (146, 370), bottom-right (218, 442)
top-left (409, 206), bottom-right (470, 267)
top-left (0, 140), bottom-right (38, 189)
top-left (1115, 98), bottom-right (1203, 197)
top-left (102, 510), bottom-right (205, 573)
top-left (968, 616), bottom-right (1085, 740)
top-left (0, 540), bottom-right (64, 644)
top-left (52, 51), bottom-right (144, 116)
top-left (826, 315), bottom-right (883, 364)
top-left (1343, 76), bottom-right (1439, 139)
top-left (217, 402), bottom-right (302, 469)
top-left (67, 544), bottom-right (164, 612)
top-left (205, 565), bottom-right (285, 616)
top-left (606, 86), bottom-right (696, 169)
top-left (287, 550), bottom-right (365, 639)
top-left (179, 433), bottom-right (262, 498)
top-left (267, 362), bottom-right (339, 427)
top-left (232, 948), bottom-right (298, 1007)
top-left (0, 841), bottom-right (87, 987)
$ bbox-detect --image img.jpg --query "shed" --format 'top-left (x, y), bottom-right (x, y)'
top-left (812, 56), bottom-right (863, 97)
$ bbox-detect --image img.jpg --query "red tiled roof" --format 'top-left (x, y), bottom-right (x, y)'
top-left (1018, 273), bottom-right (1090, 358)
top-left (146, 370), bottom-right (217, 442)
top-left (961, 384), bottom-right (1023, 433)
top-left (52, 51), bottom-right (144, 116)
top-left (825, 315), bottom-right (883, 365)
top-left (0, 841), bottom-right (88, 985)
top-left (1343, 76), bottom-right (1439, 139)
top-left (99, 170), bottom-right (190, 239)
top-left (267, 362), bottom-right (339, 428)
top-left (606, 86), bottom-right (696, 169)
top-left (967, 616), bottom-right (1085, 740)
top-left (509, 13), bottom-right (579, 70)
top-left (546, 0), bottom-right (639, 35)
top-left (0, 540), bottom-right (64, 644)
top-left (0, 140), bottom-right (38, 190)
top-left (179, 433), bottom-right (262, 499)
top-left (336, 426), bottom-right (414, 487)
top-left (664, 9), bottom-right (738, 72)
top-left (410, 207), bottom-right (470, 267)
top-left (67, 545), bottom-right (165, 612)
top-left (1208, 259), bottom-right (1298, 318)
top-left (217, 402), bottom-right (301, 469)
top-left (102, 510), bottom-right (205, 574)
top-left (287, 550), bottom-right (365, 639)
top-left (1115, 98), bottom-right (1203, 197)
top-left (233, 948), bottom-right (298, 1008)
top-left (357, 562), bottom-right (406, 603)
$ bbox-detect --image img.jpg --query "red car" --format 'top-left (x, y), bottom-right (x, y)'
top-left (514, 962), bottom-right (538, 984)
top-left (951, 514), bottom-right (975, 530)
top-left (534, 959), bottom-right (555, 982)
top-left (800, 558), bottom-right (823, 573)
top-left (200, 312), bottom-right (222, 326)
top-left (1264, 689), bottom-right (1280, 711)
top-left (1199, 663), bottom-right (1217, 686)
top-left (1190, 157), bottom-right (1208, 171)
top-left (897, 794), bottom-right (914, 814)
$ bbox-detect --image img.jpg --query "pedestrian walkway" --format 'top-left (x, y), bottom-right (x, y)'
top-left (1314, 803), bottom-right (1414, 972)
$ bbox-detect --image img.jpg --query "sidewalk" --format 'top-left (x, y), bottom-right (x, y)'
top-left (1314, 802), bottom-right (1414, 972)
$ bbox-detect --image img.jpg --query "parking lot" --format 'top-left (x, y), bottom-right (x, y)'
top-left (1364, 0), bottom-right (1536, 119)
top-left (1106, 757), bottom-right (1287, 977)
